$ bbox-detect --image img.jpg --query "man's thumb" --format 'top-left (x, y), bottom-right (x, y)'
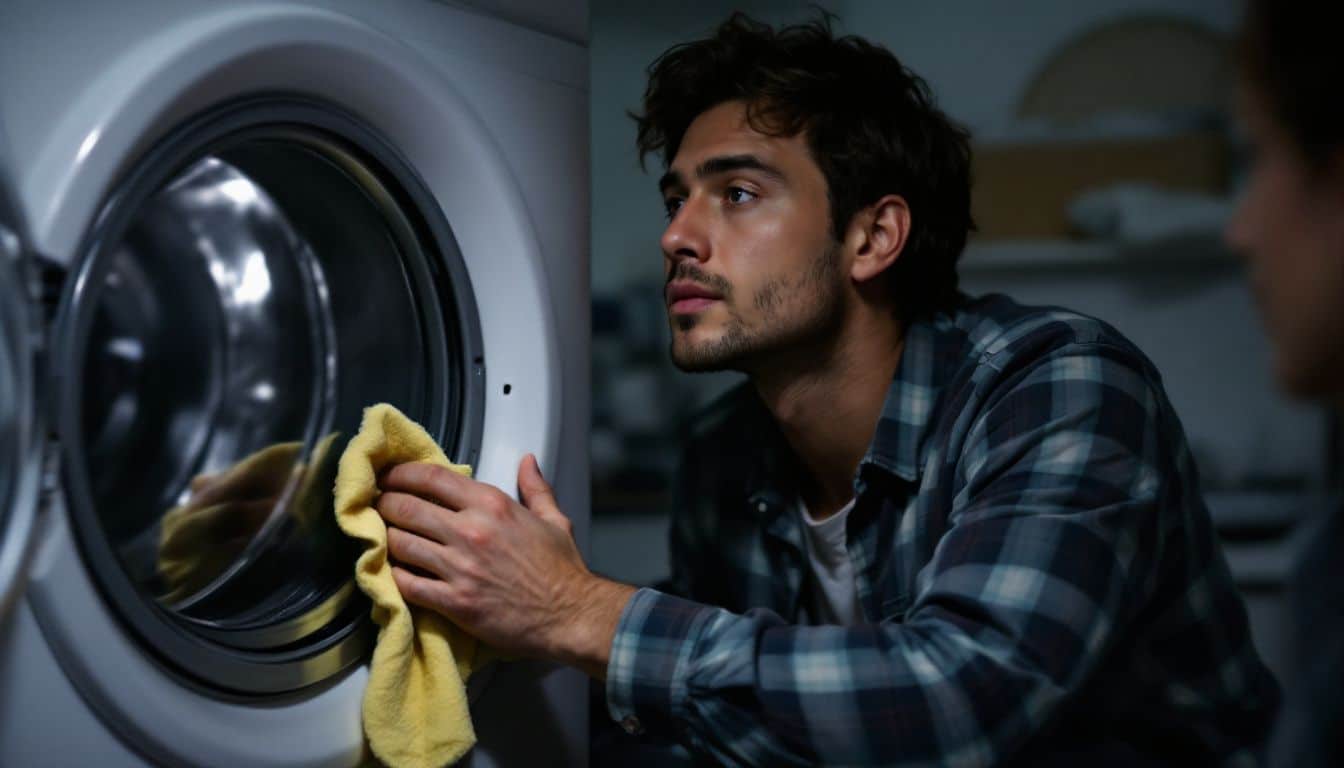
top-left (518, 454), bottom-right (569, 529)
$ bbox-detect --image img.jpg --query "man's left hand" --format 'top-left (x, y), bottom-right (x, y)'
top-left (375, 455), bottom-right (635, 678)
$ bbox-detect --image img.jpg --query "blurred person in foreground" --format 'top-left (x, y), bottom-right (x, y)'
top-left (1226, 2), bottom-right (1344, 765)
top-left (374, 13), bottom-right (1278, 765)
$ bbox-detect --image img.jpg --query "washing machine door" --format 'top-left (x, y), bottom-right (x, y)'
top-left (0, 171), bottom-right (42, 624)
top-left (46, 101), bottom-right (487, 695)
top-left (0, 3), bottom-right (565, 761)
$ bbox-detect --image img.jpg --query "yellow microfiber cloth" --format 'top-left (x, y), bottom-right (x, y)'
top-left (334, 403), bottom-right (488, 768)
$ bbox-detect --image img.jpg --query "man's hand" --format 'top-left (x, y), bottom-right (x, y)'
top-left (375, 454), bottom-right (635, 679)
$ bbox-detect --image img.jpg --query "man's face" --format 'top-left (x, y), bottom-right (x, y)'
top-left (659, 100), bottom-right (846, 373)
top-left (1226, 87), bottom-right (1344, 399)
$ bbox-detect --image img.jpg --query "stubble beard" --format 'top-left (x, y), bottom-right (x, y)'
top-left (668, 241), bottom-right (844, 373)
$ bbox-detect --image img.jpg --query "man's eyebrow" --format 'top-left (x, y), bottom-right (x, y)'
top-left (696, 154), bottom-right (786, 183)
top-left (658, 154), bottom-right (786, 195)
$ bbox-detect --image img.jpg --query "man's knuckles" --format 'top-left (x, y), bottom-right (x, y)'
top-left (547, 514), bottom-right (574, 537)
top-left (442, 582), bottom-right (484, 621)
top-left (478, 489), bottom-right (514, 519)
top-left (453, 520), bottom-right (493, 551)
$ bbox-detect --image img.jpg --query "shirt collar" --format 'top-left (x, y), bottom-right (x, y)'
top-left (746, 306), bottom-right (969, 516)
top-left (858, 311), bottom-right (966, 485)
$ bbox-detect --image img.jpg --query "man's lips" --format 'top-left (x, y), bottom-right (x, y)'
top-left (666, 281), bottom-right (723, 314)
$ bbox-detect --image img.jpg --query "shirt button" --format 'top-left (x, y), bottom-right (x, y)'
top-left (620, 715), bottom-right (644, 735)
top-left (756, 500), bottom-right (769, 513)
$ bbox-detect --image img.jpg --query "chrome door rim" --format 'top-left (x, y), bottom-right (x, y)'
top-left (0, 194), bottom-right (41, 623)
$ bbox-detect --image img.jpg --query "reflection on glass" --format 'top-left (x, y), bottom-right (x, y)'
top-left (77, 136), bottom-right (450, 648)
top-left (157, 433), bottom-right (340, 605)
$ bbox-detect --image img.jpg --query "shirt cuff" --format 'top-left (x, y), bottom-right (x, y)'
top-left (604, 587), bottom-right (714, 740)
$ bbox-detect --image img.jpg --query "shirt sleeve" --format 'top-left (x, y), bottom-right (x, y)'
top-left (605, 342), bottom-right (1170, 766)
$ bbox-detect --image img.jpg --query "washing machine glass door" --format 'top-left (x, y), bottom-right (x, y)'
top-left (50, 100), bottom-right (485, 694)
top-left (0, 178), bottom-right (41, 624)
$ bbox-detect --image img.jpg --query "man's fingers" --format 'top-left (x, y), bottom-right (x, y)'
top-left (386, 526), bottom-right (448, 578)
top-left (390, 565), bottom-right (446, 612)
top-left (379, 462), bottom-right (476, 509)
top-left (377, 491), bottom-right (453, 543)
top-left (517, 454), bottom-right (572, 533)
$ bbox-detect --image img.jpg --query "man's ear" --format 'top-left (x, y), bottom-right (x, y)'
top-left (846, 194), bottom-right (910, 285)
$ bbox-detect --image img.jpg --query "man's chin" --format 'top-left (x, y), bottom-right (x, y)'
top-left (669, 337), bottom-right (740, 373)
top-left (671, 356), bottom-right (732, 373)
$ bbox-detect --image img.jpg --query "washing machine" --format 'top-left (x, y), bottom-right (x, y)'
top-left (0, 0), bottom-right (590, 765)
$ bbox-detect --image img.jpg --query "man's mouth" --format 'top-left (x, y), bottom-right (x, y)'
top-left (666, 281), bottom-right (723, 315)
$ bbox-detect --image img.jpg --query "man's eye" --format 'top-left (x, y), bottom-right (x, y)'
top-left (663, 198), bottom-right (684, 220)
top-left (726, 187), bottom-right (757, 205)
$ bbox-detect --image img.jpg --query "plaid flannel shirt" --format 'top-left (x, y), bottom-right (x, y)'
top-left (605, 293), bottom-right (1279, 766)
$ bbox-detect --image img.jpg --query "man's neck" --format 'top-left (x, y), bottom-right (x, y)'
top-left (753, 308), bottom-right (905, 521)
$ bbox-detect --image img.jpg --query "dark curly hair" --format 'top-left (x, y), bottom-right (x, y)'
top-left (1239, 1), bottom-right (1344, 168)
top-left (632, 12), bottom-right (973, 320)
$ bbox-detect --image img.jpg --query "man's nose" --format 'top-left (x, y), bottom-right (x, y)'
top-left (661, 197), bottom-right (709, 263)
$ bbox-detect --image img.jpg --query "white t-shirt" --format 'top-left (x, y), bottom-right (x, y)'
top-left (797, 497), bottom-right (862, 625)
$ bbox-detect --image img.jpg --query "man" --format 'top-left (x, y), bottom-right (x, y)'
top-left (1226, 3), bottom-right (1344, 766)
top-left (376, 13), bottom-right (1278, 765)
